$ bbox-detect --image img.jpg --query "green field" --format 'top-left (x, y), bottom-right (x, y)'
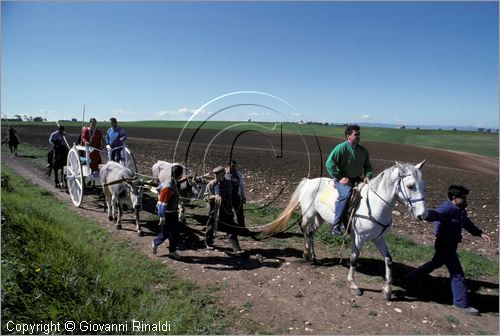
top-left (5, 120), bottom-right (499, 158)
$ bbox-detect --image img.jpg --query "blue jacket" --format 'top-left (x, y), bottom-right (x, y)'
top-left (105, 127), bottom-right (127, 148)
top-left (425, 200), bottom-right (483, 244)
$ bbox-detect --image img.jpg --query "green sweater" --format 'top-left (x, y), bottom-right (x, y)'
top-left (325, 141), bottom-right (373, 180)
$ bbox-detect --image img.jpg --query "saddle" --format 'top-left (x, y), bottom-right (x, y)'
top-left (319, 180), bottom-right (363, 233)
top-left (342, 187), bottom-right (362, 232)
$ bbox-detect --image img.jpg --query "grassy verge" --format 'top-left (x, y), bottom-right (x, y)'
top-left (1, 166), bottom-right (265, 335)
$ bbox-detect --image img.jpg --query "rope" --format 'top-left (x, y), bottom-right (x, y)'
top-left (338, 183), bottom-right (366, 264)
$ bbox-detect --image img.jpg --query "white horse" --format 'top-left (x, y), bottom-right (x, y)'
top-left (152, 160), bottom-right (207, 224)
top-left (258, 161), bottom-right (428, 300)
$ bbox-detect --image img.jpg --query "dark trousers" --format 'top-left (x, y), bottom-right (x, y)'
top-left (408, 241), bottom-right (469, 308)
top-left (205, 204), bottom-right (241, 250)
top-left (232, 198), bottom-right (246, 227)
top-left (9, 144), bottom-right (17, 155)
top-left (153, 212), bottom-right (179, 253)
top-left (110, 147), bottom-right (122, 162)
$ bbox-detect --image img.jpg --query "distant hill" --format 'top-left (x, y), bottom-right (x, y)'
top-left (354, 122), bottom-right (498, 132)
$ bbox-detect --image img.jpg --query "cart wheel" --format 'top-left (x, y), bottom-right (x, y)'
top-left (124, 147), bottom-right (138, 174)
top-left (66, 147), bottom-right (84, 207)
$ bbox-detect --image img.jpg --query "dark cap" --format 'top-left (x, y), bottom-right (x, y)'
top-left (212, 166), bottom-right (225, 174)
top-left (58, 125), bottom-right (65, 131)
top-left (110, 117), bottom-right (117, 123)
top-left (448, 185), bottom-right (469, 198)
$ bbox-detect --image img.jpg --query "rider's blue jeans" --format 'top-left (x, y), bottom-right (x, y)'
top-left (333, 179), bottom-right (353, 227)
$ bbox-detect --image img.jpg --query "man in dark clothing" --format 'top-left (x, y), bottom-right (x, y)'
top-left (47, 125), bottom-right (67, 168)
top-left (205, 165), bottom-right (242, 253)
top-left (151, 165), bottom-right (184, 259)
top-left (406, 185), bottom-right (491, 315)
top-left (4, 126), bottom-right (20, 157)
top-left (225, 160), bottom-right (246, 228)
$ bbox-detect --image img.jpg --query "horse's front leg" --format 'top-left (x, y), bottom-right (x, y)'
top-left (54, 168), bottom-right (60, 188)
top-left (374, 237), bottom-right (393, 300)
top-left (347, 235), bottom-right (364, 296)
top-left (111, 195), bottom-right (120, 229)
top-left (106, 194), bottom-right (113, 220)
top-left (116, 201), bottom-right (123, 230)
top-left (134, 208), bottom-right (142, 236)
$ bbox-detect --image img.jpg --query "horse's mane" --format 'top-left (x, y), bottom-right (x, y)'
top-left (367, 163), bottom-right (416, 190)
top-left (368, 165), bottom-right (395, 191)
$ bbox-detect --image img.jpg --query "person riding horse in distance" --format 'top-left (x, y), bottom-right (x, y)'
top-left (47, 125), bottom-right (67, 168)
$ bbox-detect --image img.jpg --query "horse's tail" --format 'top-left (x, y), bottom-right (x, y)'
top-left (250, 178), bottom-right (308, 237)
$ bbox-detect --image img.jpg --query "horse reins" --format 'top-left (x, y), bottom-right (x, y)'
top-left (349, 173), bottom-right (426, 244)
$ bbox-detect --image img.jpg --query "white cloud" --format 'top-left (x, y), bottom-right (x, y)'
top-left (157, 107), bottom-right (207, 117)
top-left (291, 112), bottom-right (301, 117)
top-left (357, 114), bottom-right (371, 120)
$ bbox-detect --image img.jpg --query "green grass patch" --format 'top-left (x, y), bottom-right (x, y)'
top-left (17, 143), bottom-right (47, 157)
top-left (1, 166), bottom-right (264, 334)
top-left (243, 203), bottom-right (498, 278)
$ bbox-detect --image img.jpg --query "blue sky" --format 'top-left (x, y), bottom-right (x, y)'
top-left (2, 1), bottom-right (498, 128)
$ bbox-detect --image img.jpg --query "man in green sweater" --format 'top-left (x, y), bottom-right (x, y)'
top-left (325, 124), bottom-right (374, 235)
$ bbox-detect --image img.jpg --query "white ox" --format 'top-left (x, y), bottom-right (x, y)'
top-left (100, 161), bottom-right (144, 236)
top-left (151, 160), bottom-right (206, 224)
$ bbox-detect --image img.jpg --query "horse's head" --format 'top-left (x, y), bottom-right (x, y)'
top-left (392, 160), bottom-right (428, 220)
top-left (125, 180), bottom-right (144, 210)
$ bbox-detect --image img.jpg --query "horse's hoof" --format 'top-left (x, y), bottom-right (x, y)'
top-left (138, 231), bottom-right (144, 237)
top-left (108, 216), bottom-right (113, 221)
top-left (116, 225), bottom-right (122, 230)
top-left (312, 257), bottom-right (320, 265)
top-left (383, 292), bottom-right (392, 300)
top-left (302, 252), bottom-right (312, 262)
top-left (350, 288), bottom-right (362, 296)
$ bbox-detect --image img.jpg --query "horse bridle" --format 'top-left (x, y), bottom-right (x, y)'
top-left (396, 174), bottom-right (426, 209)
top-left (354, 173), bottom-right (425, 236)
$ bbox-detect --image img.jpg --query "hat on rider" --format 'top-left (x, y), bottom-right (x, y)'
top-left (212, 166), bottom-right (225, 174)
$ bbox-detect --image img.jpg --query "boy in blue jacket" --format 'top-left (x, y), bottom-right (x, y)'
top-left (406, 185), bottom-right (491, 315)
